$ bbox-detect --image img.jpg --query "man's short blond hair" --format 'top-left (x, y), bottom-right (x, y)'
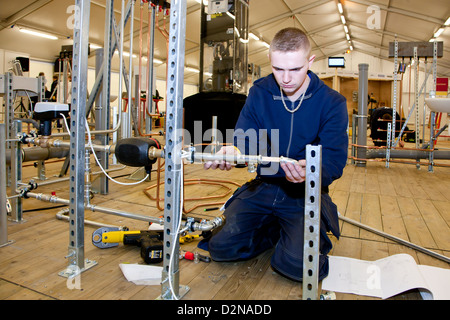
top-left (269, 27), bottom-right (311, 57)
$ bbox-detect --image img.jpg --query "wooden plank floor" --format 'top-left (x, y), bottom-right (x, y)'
top-left (1, 140), bottom-right (449, 300)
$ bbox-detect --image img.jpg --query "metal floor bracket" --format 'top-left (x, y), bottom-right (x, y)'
top-left (58, 259), bottom-right (98, 278)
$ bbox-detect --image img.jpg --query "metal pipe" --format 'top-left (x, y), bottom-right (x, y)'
top-left (24, 137), bottom-right (113, 153)
top-left (338, 213), bottom-right (450, 264)
top-left (5, 147), bottom-right (69, 164)
top-left (187, 216), bottom-right (225, 232)
top-left (26, 191), bottom-right (164, 225)
top-left (211, 116), bottom-right (218, 154)
top-left (366, 148), bottom-right (450, 159)
top-left (356, 63), bottom-right (369, 167)
top-left (189, 150), bottom-right (299, 165)
top-left (55, 208), bottom-right (122, 229)
top-left (32, 165), bottom-right (126, 187)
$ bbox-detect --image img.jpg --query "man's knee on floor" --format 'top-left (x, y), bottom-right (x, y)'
top-left (208, 236), bottom-right (238, 261)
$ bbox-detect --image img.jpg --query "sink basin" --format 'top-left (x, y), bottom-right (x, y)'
top-left (425, 98), bottom-right (450, 113)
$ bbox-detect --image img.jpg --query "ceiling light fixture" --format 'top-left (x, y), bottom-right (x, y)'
top-left (19, 28), bottom-right (58, 40)
top-left (195, 0), bottom-right (208, 5)
top-left (444, 17), bottom-right (450, 26)
top-left (115, 50), bottom-right (137, 58)
top-left (336, 1), bottom-right (352, 54)
top-left (186, 67), bottom-right (200, 73)
top-left (434, 27), bottom-right (444, 38)
top-left (337, 1), bottom-right (343, 14)
top-left (249, 32), bottom-right (260, 41)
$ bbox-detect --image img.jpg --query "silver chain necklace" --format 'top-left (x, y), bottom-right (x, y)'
top-left (280, 86), bottom-right (306, 113)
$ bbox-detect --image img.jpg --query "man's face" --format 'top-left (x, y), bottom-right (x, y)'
top-left (270, 49), bottom-right (315, 99)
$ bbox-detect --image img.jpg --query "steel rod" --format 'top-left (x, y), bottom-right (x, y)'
top-left (338, 214), bottom-right (450, 264)
top-left (189, 151), bottom-right (299, 165)
top-left (26, 191), bottom-right (163, 225)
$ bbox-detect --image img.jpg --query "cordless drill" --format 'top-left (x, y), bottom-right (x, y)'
top-left (122, 230), bottom-right (164, 264)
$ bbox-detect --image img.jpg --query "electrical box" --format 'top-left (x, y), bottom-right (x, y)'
top-left (208, 0), bottom-right (229, 14)
top-left (388, 41), bottom-right (443, 58)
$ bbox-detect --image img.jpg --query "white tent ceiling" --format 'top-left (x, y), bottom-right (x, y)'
top-left (0, 0), bottom-right (449, 84)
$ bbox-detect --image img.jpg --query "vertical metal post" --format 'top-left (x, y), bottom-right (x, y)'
top-left (59, 0), bottom-right (97, 278)
top-left (128, 0), bottom-right (136, 137)
top-left (96, 0), bottom-right (114, 194)
top-left (10, 120), bottom-right (23, 222)
top-left (0, 123), bottom-right (13, 247)
top-left (422, 59), bottom-right (427, 144)
top-left (392, 39), bottom-right (398, 147)
top-left (356, 63), bottom-right (368, 167)
top-left (302, 144), bottom-right (322, 300)
top-left (386, 122), bottom-right (392, 168)
top-left (428, 40), bottom-right (438, 172)
top-left (160, 0), bottom-right (189, 300)
top-left (5, 73), bottom-right (14, 186)
top-left (414, 47), bottom-right (420, 166)
top-left (146, 3), bottom-right (156, 133)
top-left (118, 0), bottom-right (127, 139)
top-left (351, 114), bottom-right (356, 165)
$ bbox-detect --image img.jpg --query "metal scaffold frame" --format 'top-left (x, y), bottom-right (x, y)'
top-left (352, 40), bottom-right (450, 172)
top-left (0, 0), bottom-right (328, 301)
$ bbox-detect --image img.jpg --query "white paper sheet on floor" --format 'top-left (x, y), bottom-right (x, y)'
top-left (321, 254), bottom-right (450, 300)
top-left (119, 263), bottom-right (162, 286)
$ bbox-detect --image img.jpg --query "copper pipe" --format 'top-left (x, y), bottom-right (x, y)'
top-left (134, 5), bottom-right (169, 136)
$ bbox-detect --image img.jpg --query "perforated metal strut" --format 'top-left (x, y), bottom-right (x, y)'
top-left (302, 144), bottom-right (322, 300)
top-left (160, 0), bottom-right (188, 300)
